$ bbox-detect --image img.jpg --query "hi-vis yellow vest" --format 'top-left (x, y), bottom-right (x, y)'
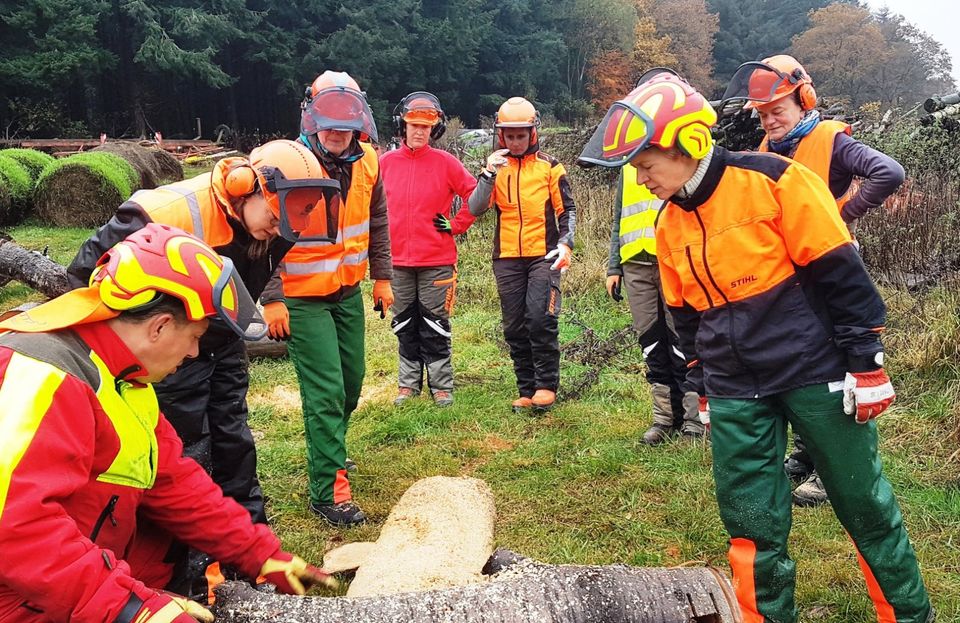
top-left (618, 164), bottom-right (662, 262)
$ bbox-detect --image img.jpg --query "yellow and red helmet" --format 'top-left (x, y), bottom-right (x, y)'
top-left (300, 70), bottom-right (379, 143)
top-left (494, 97), bottom-right (540, 147)
top-left (722, 55), bottom-right (818, 111)
top-left (92, 223), bottom-right (266, 339)
top-left (579, 73), bottom-right (716, 167)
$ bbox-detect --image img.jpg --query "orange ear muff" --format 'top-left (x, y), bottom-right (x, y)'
top-left (676, 123), bottom-right (714, 160)
top-left (798, 82), bottom-right (818, 111)
top-left (224, 164), bottom-right (257, 199)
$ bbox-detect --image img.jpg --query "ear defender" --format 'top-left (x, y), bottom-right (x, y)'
top-left (223, 164), bottom-right (257, 199)
top-left (790, 67), bottom-right (818, 110)
top-left (676, 123), bottom-right (714, 160)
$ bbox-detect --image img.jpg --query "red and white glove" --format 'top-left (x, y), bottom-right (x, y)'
top-left (545, 243), bottom-right (572, 274)
top-left (698, 396), bottom-right (710, 428)
top-left (842, 369), bottom-right (895, 424)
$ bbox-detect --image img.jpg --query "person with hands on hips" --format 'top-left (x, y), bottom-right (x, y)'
top-left (380, 91), bottom-right (478, 407)
top-left (0, 225), bottom-right (334, 623)
top-left (466, 97), bottom-right (576, 412)
top-left (723, 54), bottom-right (907, 507)
top-left (260, 70), bottom-right (394, 528)
top-left (579, 72), bottom-right (930, 623)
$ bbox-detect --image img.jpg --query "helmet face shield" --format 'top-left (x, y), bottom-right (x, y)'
top-left (301, 88), bottom-right (379, 142)
top-left (722, 62), bottom-right (794, 108)
top-left (212, 256), bottom-right (267, 341)
top-left (259, 166), bottom-right (342, 243)
top-left (401, 92), bottom-right (443, 126)
top-left (577, 102), bottom-right (655, 168)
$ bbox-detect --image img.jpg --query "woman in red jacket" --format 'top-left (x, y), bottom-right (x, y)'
top-left (380, 92), bottom-right (478, 406)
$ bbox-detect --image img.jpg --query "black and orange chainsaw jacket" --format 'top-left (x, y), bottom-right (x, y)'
top-left (468, 147), bottom-right (576, 259)
top-left (656, 146), bottom-right (886, 399)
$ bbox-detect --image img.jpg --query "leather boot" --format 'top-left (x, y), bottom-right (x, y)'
top-left (531, 389), bottom-right (556, 410)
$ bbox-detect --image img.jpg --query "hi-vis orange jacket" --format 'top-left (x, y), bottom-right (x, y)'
top-left (473, 150), bottom-right (576, 259)
top-left (0, 322), bottom-right (279, 623)
top-left (267, 142), bottom-right (390, 300)
top-left (760, 120), bottom-right (853, 212)
top-left (67, 158), bottom-right (293, 308)
top-left (656, 147), bottom-right (887, 399)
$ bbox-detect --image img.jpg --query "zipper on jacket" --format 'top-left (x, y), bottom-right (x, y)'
top-left (685, 246), bottom-right (714, 309)
top-left (514, 162), bottom-right (523, 254)
top-left (693, 210), bottom-right (760, 397)
top-left (90, 495), bottom-right (120, 542)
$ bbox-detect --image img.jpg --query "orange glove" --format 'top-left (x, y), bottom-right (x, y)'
top-left (263, 301), bottom-right (290, 341)
top-left (259, 550), bottom-right (339, 595)
top-left (372, 280), bottom-right (394, 318)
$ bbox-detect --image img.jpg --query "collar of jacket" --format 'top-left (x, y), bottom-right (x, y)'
top-left (72, 321), bottom-right (148, 383)
top-left (399, 142), bottom-right (433, 159)
top-left (669, 146), bottom-right (729, 212)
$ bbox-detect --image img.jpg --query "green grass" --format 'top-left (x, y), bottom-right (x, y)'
top-left (2, 224), bottom-right (958, 622)
top-left (36, 151), bottom-right (139, 199)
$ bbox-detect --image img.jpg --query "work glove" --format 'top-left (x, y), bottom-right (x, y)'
top-left (372, 280), bottom-right (394, 319)
top-left (545, 243), bottom-right (572, 274)
top-left (130, 592), bottom-right (213, 623)
top-left (259, 550), bottom-right (339, 596)
top-left (263, 301), bottom-right (290, 341)
top-left (433, 213), bottom-right (452, 235)
top-left (843, 369), bottom-right (895, 423)
top-left (606, 275), bottom-right (623, 302)
top-left (484, 149), bottom-right (509, 174)
top-left (698, 396), bottom-right (710, 428)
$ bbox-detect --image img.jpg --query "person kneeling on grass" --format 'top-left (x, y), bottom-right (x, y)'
top-left (578, 72), bottom-right (932, 623)
top-left (0, 225), bottom-right (333, 623)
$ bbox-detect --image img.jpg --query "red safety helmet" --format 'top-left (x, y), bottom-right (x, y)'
top-left (578, 73), bottom-right (717, 168)
top-left (722, 55), bottom-right (818, 111)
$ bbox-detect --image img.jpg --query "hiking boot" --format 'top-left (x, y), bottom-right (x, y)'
top-left (309, 501), bottom-right (367, 527)
top-left (681, 426), bottom-right (706, 441)
top-left (792, 472), bottom-right (829, 507)
top-left (531, 389), bottom-right (556, 410)
top-left (432, 390), bottom-right (454, 407)
top-left (512, 396), bottom-right (534, 412)
top-left (642, 423), bottom-right (677, 445)
top-left (344, 457), bottom-right (358, 472)
top-left (784, 453), bottom-right (814, 484)
top-left (393, 387), bottom-right (416, 406)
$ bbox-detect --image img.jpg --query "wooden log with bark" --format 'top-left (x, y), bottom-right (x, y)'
top-left (0, 237), bottom-right (69, 298)
top-left (213, 558), bottom-right (741, 622)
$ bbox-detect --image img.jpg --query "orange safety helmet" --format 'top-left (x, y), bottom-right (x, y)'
top-left (392, 91), bottom-right (447, 141)
top-left (300, 70), bottom-right (379, 144)
top-left (0, 224), bottom-right (266, 340)
top-left (578, 73), bottom-right (717, 168)
top-left (222, 139), bottom-right (341, 243)
top-left (494, 97), bottom-right (540, 148)
top-left (722, 55), bottom-right (818, 111)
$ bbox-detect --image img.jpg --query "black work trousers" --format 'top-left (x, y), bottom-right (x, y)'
top-left (493, 257), bottom-right (561, 396)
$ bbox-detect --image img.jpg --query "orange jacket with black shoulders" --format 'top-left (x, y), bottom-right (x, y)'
top-left (470, 149), bottom-right (576, 259)
top-left (656, 146), bottom-right (886, 399)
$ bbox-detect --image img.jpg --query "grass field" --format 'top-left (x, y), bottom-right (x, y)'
top-left (4, 210), bottom-right (959, 621)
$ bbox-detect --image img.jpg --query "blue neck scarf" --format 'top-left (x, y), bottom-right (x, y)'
top-left (767, 110), bottom-right (821, 155)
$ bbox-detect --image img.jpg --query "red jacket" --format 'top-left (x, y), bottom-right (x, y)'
top-left (381, 143), bottom-right (477, 267)
top-left (0, 322), bottom-right (280, 623)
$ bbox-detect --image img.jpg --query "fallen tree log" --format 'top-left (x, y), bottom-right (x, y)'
top-left (0, 238), bottom-right (69, 298)
top-left (214, 560), bottom-right (741, 623)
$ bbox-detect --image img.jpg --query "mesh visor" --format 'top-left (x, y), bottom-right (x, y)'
top-left (722, 62), bottom-right (792, 105)
top-left (268, 171), bottom-right (342, 243)
top-left (577, 102), bottom-right (655, 168)
top-left (302, 88), bottom-right (379, 142)
top-left (213, 257), bottom-right (267, 341)
top-left (402, 92), bottom-right (442, 125)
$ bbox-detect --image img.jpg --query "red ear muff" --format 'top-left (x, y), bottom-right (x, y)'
top-left (224, 164), bottom-right (257, 199)
top-left (798, 82), bottom-right (818, 111)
